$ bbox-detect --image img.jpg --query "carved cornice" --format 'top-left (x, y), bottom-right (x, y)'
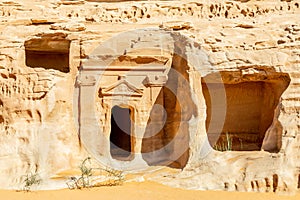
top-left (100, 77), bottom-right (143, 97)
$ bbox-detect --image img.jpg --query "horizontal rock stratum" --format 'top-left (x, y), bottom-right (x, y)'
top-left (0, 0), bottom-right (300, 193)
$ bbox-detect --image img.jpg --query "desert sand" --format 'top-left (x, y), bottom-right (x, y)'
top-left (2, 181), bottom-right (300, 200)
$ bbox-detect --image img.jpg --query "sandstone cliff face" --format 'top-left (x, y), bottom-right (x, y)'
top-left (0, 0), bottom-right (299, 193)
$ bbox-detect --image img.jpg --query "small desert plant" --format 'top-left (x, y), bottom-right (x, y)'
top-left (213, 132), bottom-right (233, 151)
top-left (99, 167), bottom-right (125, 186)
top-left (239, 138), bottom-right (243, 150)
top-left (66, 157), bottom-right (125, 189)
top-left (22, 172), bottom-right (41, 191)
top-left (78, 156), bottom-right (93, 187)
top-left (226, 132), bottom-right (232, 151)
top-left (67, 157), bottom-right (93, 189)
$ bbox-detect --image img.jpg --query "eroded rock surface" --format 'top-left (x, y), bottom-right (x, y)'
top-left (0, 0), bottom-right (299, 193)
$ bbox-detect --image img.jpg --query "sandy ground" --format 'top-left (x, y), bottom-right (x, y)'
top-left (2, 181), bottom-right (299, 200)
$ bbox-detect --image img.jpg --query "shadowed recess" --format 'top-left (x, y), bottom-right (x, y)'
top-left (202, 74), bottom-right (290, 152)
top-left (110, 106), bottom-right (133, 161)
top-left (24, 33), bottom-right (71, 73)
top-left (141, 50), bottom-right (197, 169)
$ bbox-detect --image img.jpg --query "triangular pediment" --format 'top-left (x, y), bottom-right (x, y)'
top-left (100, 79), bottom-right (143, 97)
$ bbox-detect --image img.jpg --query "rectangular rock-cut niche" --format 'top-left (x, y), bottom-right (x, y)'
top-left (25, 33), bottom-right (71, 73)
top-left (202, 72), bottom-right (290, 152)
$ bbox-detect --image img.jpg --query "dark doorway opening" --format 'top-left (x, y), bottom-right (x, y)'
top-left (110, 106), bottom-right (133, 161)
